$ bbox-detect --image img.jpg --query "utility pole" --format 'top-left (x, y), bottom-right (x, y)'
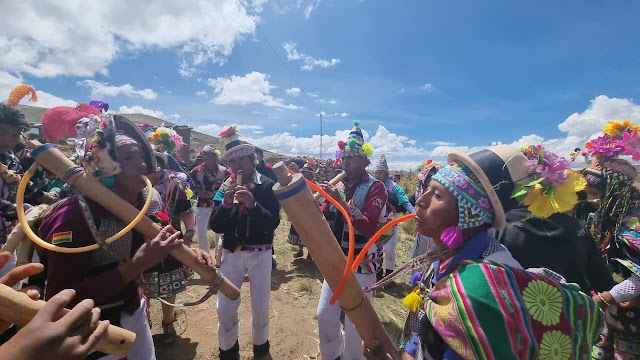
top-left (320, 113), bottom-right (323, 159)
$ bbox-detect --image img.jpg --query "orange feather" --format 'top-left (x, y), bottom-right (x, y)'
top-left (7, 84), bottom-right (38, 107)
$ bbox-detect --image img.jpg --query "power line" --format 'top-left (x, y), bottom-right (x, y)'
top-left (236, 0), bottom-right (323, 116)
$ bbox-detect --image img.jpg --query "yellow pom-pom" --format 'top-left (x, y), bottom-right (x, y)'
top-left (402, 290), bottom-right (423, 312)
top-left (362, 143), bottom-right (374, 157)
top-left (186, 188), bottom-right (194, 199)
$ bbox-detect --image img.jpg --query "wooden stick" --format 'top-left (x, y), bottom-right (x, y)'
top-left (271, 162), bottom-right (399, 359)
top-left (313, 170), bottom-right (346, 201)
top-left (28, 141), bottom-right (240, 301)
top-left (233, 170), bottom-right (243, 205)
top-left (0, 284), bottom-right (135, 356)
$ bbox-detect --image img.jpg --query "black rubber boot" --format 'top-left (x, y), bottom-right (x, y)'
top-left (376, 268), bottom-right (384, 282)
top-left (219, 341), bottom-right (240, 360)
top-left (253, 341), bottom-right (271, 359)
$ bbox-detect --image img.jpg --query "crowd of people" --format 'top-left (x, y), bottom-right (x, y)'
top-left (0, 86), bottom-right (638, 360)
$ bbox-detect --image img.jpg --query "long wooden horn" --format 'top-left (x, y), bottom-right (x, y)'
top-left (271, 162), bottom-right (399, 359)
top-left (28, 141), bottom-right (240, 301)
top-left (0, 284), bottom-right (135, 356)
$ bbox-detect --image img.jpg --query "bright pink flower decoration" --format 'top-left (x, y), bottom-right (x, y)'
top-left (587, 134), bottom-right (625, 158)
top-left (623, 130), bottom-right (640, 161)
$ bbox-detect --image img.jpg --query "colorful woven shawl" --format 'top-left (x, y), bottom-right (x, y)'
top-left (425, 260), bottom-right (604, 360)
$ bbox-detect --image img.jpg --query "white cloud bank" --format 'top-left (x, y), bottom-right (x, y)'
top-left (117, 105), bottom-right (180, 121)
top-left (77, 80), bottom-right (157, 100)
top-left (207, 71), bottom-right (303, 110)
top-left (0, 0), bottom-right (260, 81)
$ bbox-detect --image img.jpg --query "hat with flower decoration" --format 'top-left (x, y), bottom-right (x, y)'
top-left (430, 145), bottom-right (585, 249)
top-left (219, 126), bottom-right (255, 161)
top-left (41, 105), bottom-right (155, 187)
top-left (148, 126), bottom-right (183, 156)
top-left (336, 120), bottom-right (374, 160)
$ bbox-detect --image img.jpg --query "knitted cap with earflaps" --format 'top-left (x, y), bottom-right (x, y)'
top-left (336, 120), bottom-right (374, 159)
top-left (375, 154), bottom-right (389, 172)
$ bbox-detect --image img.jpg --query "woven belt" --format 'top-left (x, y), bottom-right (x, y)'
top-left (237, 245), bottom-right (273, 252)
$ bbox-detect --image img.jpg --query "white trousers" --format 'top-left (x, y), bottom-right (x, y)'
top-left (317, 272), bottom-right (375, 360)
top-left (217, 249), bottom-right (272, 350)
top-left (382, 226), bottom-right (399, 271)
top-left (97, 296), bottom-right (156, 360)
top-left (195, 207), bottom-right (221, 254)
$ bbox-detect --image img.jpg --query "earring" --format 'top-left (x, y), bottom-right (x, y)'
top-left (441, 225), bottom-right (463, 248)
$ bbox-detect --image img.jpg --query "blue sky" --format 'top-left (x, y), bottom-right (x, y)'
top-left (2, 1), bottom-right (640, 170)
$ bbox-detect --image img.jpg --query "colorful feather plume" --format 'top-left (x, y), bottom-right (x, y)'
top-left (41, 104), bottom-right (102, 142)
top-left (7, 85), bottom-right (38, 107)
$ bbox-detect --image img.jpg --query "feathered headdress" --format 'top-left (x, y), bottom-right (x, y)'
top-left (7, 85), bottom-right (38, 107)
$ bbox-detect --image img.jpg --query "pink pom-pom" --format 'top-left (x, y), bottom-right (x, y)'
top-left (441, 226), bottom-right (463, 248)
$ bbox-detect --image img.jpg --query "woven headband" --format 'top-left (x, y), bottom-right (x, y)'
top-left (432, 162), bottom-right (494, 229)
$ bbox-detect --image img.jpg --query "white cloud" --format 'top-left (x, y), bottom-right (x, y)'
top-left (304, 0), bottom-right (322, 19)
top-left (401, 88), bottom-right (405, 93)
top-left (316, 98), bottom-right (337, 104)
top-left (307, 92), bottom-right (319, 98)
top-left (291, 124), bottom-right (298, 127)
top-left (340, 112), bottom-right (349, 118)
top-left (117, 105), bottom-right (164, 118)
top-left (282, 42), bottom-right (340, 71)
top-left (196, 123), bottom-right (265, 136)
top-left (223, 125), bottom-right (427, 159)
top-left (207, 71), bottom-right (304, 110)
top-left (0, 1), bottom-right (259, 79)
top-left (77, 80), bottom-right (157, 100)
top-left (511, 95), bottom-right (640, 159)
top-left (421, 83), bottom-right (433, 92)
top-left (369, 125), bottom-right (428, 156)
top-left (424, 95), bottom-right (640, 163)
top-left (286, 87), bottom-right (301, 96)
top-left (196, 91), bottom-right (207, 97)
top-left (0, 72), bottom-right (77, 108)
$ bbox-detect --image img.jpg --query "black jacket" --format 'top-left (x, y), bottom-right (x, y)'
top-left (489, 207), bottom-right (614, 293)
top-left (210, 173), bottom-right (280, 252)
top-left (255, 161), bottom-right (278, 183)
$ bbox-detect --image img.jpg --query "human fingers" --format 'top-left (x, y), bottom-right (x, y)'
top-left (56, 298), bottom-right (95, 331)
top-left (35, 289), bottom-right (76, 323)
top-left (19, 285), bottom-right (41, 300)
top-left (0, 263), bottom-right (44, 288)
top-left (78, 320), bottom-right (109, 354)
top-left (76, 307), bottom-right (102, 344)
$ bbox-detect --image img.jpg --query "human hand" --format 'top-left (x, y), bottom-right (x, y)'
top-left (192, 248), bottom-right (216, 271)
top-left (132, 225), bottom-right (183, 271)
top-left (40, 192), bottom-right (58, 205)
top-left (3, 289), bottom-right (109, 360)
top-left (362, 340), bottom-right (396, 360)
top-left (234, 188), bottom-right (255, 209)
top-left (0, 251), bottom-right (43, 333)
top-left (319, 182), bottom-right (341, 202)
top-left (222, 184), bottom-right (238, 206)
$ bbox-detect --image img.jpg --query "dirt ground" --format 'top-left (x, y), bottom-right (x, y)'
top-left (149, 212), bottom-right (415, 360)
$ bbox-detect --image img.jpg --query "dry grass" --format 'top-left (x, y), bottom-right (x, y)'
top-left (294, 278), bottom-right (317, 295)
